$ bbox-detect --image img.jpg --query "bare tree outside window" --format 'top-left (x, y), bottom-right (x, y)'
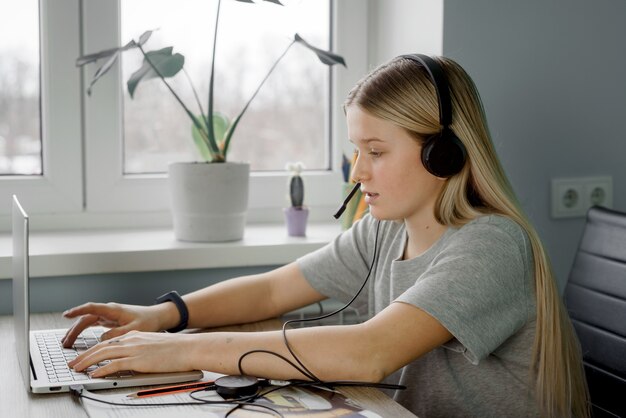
top-left (121, 0), bottom-right (330, 174)
top-left (0, 0), bottom-right (42, 175)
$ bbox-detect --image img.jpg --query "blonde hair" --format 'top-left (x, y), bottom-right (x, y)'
top-left (345, 56), bottom-right (589, 417)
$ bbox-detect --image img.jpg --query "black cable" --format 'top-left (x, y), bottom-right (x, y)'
top-left (188, 382), bottom-right (310, 417)
top-left (319, 380), bottom-right (406, 390)
top-left (70, 368), bottom-right (404, 416)
top-left (238, 221), bottom-right (388, 385)
top-left (237, 349), bottom-right (317, 381)
top-left (190, 387), bottom-right (284, 418)
top-left (71, 384), bottom-right (284, 417)
top-left (280, 220), bottom-right (383, 381)
top-left (315, 301), bottom-right (324, 316)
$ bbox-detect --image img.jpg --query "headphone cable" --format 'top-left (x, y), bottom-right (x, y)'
top-left (238, 220), bottom-right (389, 386)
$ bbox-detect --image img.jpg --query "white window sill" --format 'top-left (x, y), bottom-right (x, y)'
top-left (0, 223), bottom-right (341, 280)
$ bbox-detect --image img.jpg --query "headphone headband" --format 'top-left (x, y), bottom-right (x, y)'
top-left (398, 53), bottom-right (467, 178)
top-left (399, 54), bottom-right (452, 128)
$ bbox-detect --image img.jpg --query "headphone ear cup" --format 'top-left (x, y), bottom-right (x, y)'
top-left (421, 130), bottom-right (467, 178)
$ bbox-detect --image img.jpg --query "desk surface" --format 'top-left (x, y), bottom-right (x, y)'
top-left (0, 313), bottom-right (417, 418)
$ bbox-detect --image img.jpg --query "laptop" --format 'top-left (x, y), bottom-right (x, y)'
top-left (12, 195), bottom-right (203, 393)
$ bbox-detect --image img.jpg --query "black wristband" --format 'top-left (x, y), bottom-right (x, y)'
top-left (155, 290), bottom-right (189, 333)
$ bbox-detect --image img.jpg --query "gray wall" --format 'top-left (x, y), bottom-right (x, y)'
top-left (443, 0), bottom-right (626, 289)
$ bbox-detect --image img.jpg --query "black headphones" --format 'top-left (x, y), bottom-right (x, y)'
top-left (399, 54), bottom-right (467, 178)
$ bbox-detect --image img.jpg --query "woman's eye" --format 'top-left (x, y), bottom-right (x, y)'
top-left (368, 150), bottom-right (382, 157)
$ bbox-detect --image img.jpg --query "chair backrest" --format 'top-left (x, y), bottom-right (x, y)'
top-left (565, 206), bottom-right (626, 418)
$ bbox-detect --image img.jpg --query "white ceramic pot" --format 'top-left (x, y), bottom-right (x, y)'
top-left (168, 162), bottom-right (250, 242)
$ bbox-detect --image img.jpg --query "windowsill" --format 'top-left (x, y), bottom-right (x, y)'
top-left (0, 223), bottom-right (342, 280)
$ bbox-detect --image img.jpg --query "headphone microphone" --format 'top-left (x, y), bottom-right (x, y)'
top-left (333, 182), bottom-right (361, 219)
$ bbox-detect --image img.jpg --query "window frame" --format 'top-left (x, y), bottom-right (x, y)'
top-left (0, 0), bottom-right (83, 217)
top-left (0, 0), bottom-right (368, 228)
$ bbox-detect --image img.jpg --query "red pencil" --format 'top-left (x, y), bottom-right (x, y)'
top-left (126, 380), bottom-right (215, 399)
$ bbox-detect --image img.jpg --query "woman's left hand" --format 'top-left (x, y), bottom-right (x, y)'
top-left (67, 331), bottom-right (199, 378)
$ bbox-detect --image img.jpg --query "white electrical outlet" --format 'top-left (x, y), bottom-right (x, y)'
top-left (586, 176), bottom-right (613, 208)
top-left (551, 178), bottom-right (586, 218)
top-left (551, 176), bottom-right (613, 219)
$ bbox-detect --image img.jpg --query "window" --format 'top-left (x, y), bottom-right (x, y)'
top-left (0, 0), bottom-right (367, 226)
top-left (0, 0), bottom-right (41, 175)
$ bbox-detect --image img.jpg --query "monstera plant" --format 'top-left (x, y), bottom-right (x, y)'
top-left (76, 0), bottom-right (346, 163)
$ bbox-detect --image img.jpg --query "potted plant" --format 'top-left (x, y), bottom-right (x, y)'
top-left (76, 0), bottom-right (346, 242)
top-left (283, 162), bottom-right (308, 237)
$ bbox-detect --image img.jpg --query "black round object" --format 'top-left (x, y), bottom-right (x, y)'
top-left (421, 129), bottom-right (467, 178)
top-left (215, 375), bottom-right (260, 399)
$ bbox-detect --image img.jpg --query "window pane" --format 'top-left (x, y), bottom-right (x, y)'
top-left (0, 0), bottom-right (42, 175)
top-left (121, 0), bottom-right (330, 174)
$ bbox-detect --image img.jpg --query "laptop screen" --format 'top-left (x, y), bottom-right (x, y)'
top-left (12, 195), bottom-right (31, 392)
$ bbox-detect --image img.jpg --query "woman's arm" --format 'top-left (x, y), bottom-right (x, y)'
top-left (63, 262), bottom-right (325, 346)
top-left (71, 301), bottom-right (453, 382)
top-left (160, 262), bottom-right (327, 330)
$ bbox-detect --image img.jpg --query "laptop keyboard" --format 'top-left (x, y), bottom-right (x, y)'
top-left (35, 329), bottom-right (135, 383)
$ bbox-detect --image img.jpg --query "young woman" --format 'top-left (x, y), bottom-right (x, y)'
top-left (63, 55), bottom-right (589, 417)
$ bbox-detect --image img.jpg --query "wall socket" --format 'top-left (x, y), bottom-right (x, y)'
top-left (551, 176), bottom-right (613, 218)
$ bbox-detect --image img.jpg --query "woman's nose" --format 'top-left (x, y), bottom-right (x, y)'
top-left (350, 154), bottom-right (368, 183)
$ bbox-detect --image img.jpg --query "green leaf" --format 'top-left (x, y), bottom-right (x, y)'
top-left (137, 29), bottom-right (154, 46)
top-left (294, 33), bottom-right (347, 67)
top-left (191, 112), bottom-right (230, 162)
top-left (212, 112), bottom-right (231, 145)
top-left (82, 46), bottom-right (125, 96)
top-left (127, 47), bottom-right (185, 98)
top-left (76, 30), bottom-right (153, 66)
top-left (77, 30), bottom-right (155, 96)
top-left (191, 115), bottom-right (214, 162)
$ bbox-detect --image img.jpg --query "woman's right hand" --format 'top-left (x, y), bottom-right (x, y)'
top-left (61, 302), bottom-right (166, 348)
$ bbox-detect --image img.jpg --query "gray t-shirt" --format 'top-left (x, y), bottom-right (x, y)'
top-left (297, 214), bottom-right (539, 417)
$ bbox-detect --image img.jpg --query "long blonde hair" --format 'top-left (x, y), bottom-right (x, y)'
top-left (345, 56), bottom-right (589, 417)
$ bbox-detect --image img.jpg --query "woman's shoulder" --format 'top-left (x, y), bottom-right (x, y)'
top-left (455, 214), bottom-right (530, 250)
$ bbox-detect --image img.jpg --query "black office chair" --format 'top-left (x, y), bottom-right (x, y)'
top-left (564, 206), bottom-right (626, 418)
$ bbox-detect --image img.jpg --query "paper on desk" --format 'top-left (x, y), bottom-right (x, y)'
top-left (78, 384), bottom-right (382, 418)
top-left (78, 388), bottom-right (227, 418)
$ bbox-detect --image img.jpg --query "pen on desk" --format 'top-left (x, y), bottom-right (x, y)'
top-left (126, 380), bottom-right (215, 399)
